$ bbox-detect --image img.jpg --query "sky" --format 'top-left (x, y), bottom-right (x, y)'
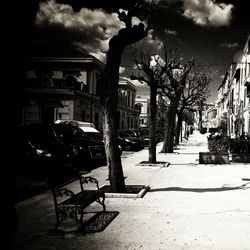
top-left (30, 0), bottom-right (249, 103)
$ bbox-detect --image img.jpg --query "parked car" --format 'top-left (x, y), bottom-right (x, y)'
top-left (138, 128), bottom-right (164, 146)
top-left (117, 130), bottom-right (145, 151)
top-left (55, 119), bottom-right (103, 141)
top-left (19, 124), bottom-right (73, 179)
top-left (55, 119), bottom-right (122, 156)
top-left (51, 123), bottom-right (106, 169)
top-left (132, 128), bottom-right (150, 146)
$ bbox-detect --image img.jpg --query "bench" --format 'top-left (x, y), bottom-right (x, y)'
top-left (46, 169), bottom-right (106, 231)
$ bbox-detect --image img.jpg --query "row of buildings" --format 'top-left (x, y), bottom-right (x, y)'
top-left (22, 49), bottom-right (167, 131)
top-left (205, 34), bottom-right (250, 137)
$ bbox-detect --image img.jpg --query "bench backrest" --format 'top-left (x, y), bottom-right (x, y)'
top-left (46, 168), bottom-right (83, 206)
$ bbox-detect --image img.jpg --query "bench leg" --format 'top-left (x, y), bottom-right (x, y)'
top-left (55, 208), bottom-right (64, 231)
top-left (96, 195), bottom-right (106, 211)
top-left (102, 196), bottom-right (106, 211)
top-left (79, 207), bottom-right (84, 230)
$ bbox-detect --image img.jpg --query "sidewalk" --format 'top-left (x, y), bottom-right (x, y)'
top-left (14, 130), bottom-right (250, 250)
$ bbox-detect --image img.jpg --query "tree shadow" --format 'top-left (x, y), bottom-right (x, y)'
top-left (149, 182), bottom-right (250, 193)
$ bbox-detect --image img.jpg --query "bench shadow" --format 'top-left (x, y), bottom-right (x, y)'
top-left (149, 182), bottom-right (250, 193)
top-left (82, 211), bottom-right (119, 234)
top-left (48, 211), bottom-right (119, 236)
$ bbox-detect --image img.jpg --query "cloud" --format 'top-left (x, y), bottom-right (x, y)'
top-left (221, 42), bottom-right (238, 49)
top-left (144, 29), bottom-right (164, 50)
top-left (34, 0), bottom-right (125, 53)
top-left (183, 0), bottom-right (234, 27)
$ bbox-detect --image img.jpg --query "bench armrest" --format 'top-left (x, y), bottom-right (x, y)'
top-left (54, 188), bottom-right (75, 198)
top-left (80, 176), bottom-right (100, 190)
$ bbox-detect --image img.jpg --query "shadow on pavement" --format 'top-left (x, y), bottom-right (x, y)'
top-left (149, 182), bottom-right (250, 193)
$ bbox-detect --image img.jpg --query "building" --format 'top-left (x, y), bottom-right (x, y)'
top-left (216, 34), bottom-right (250, 137)
top-left (242, 35), bottom-right (250, 134)
top-left (118, 78), bottom-right (139, 129)
top-left (23, 49), bottom-right (104, 129)
top-left (205, 105), bottom-right (218, 129)
top-left (135, 97), bottom-right (150, 127)
top-left (134, 83), bottom-right (168, 129)
top-left (23, 49), bottom-right (139, 131)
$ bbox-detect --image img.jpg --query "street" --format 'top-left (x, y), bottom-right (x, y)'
top-left (14, 130), bottom-right (250, 250)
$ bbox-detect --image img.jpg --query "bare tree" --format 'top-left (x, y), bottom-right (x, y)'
top-left (158, 48), bottom-right (194, 153)
top-left (131, 44), bottom-right (166, 163)
top-left (132, 44), bottom-right (195, 155)
top-left (175, 67), bottom-right (210, 145)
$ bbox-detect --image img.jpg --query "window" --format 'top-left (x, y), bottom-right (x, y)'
top-left (135, 104), bottom-right (142, 113)
top-left (140, 119), bottom-right (144, 125)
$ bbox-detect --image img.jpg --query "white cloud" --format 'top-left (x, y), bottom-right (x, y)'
top-left (145, 29), bottom-right (164, 50)
top-left (221, 42), bottom-right (238, 49)
top-left (35, 0), bottom-right (125, 53)
top-left (183, 0), bottom-right (234, 27)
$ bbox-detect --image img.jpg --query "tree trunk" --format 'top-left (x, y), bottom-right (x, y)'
top-left (175, 111), bottom-right (183, 146)
top-left (100, 43), bottom-right (126, 193)
top-left (148, 85), bottom-right (157, 163)
top-left (161, 105), bottom-right (177, 153)
top-left (100, 25), bottom-right (147, 192)
top-left (198, 108), bottom-right (203, 130)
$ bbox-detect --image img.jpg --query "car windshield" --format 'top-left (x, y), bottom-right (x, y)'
top-left (52, 124), bottom-right (86, 139)
top-left (84, 132), bottom-right (103, 141)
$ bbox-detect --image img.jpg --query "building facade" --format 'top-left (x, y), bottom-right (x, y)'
top-left (216, 34), bottom-right (250, 137)
top-left (205, 105), bottom-right (218, 129)
top-left (135, 97), bottom-right (150, 127)
top-left (118, 78), bottom-right (139, 129)
top-left (23, 50), bottom-right (104, 130)
top-left (23, 50), bottom-right (139, 131)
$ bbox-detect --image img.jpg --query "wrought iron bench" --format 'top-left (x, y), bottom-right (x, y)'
top-left (46, 169), bottom-right (106, 231)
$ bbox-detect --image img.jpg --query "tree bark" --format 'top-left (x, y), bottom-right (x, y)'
top-left (175, 111), bottom-right (183, 145)
top-left (148, 85), bottom-right (157, 163)
top-left (161, 104), bottom-right (177, 153)
top-left (100, 42), bottom-right (126, 192)
top-left (198, 108), bottom-right (203, 130)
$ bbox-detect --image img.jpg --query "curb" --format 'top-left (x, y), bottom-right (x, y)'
top-left (101, 185), bottom-right (151, 198)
